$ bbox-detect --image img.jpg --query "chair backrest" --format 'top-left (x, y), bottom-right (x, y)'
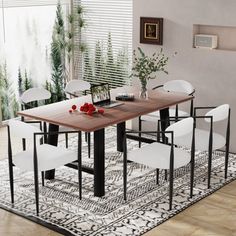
top-left (65, 80), bottom-right (91, 94)
top-left (165, 117), bottom-right (194, 145)
top-left (8, 119), bottom-right (41, 140)
top-left (163, 80), bottom-right (195, 95)
top-left (20, 88), bottom-right (51, 104)
top-left (205, 104), bottom-right (230, 123)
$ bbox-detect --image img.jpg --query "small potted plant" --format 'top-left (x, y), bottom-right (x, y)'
top-left (131, 47), bottom-right (169, 99)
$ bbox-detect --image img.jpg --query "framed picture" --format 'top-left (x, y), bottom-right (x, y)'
top-left (140, 17), bottom-right (163, 45)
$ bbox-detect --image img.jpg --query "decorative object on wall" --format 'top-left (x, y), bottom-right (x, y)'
top-left (193, 24), bottom-right (236, 51)
top-left (194, 34), bottom-right (218, 49)
top-left (131, 47), bottom-right (168, 99)
top-left (140, 17), bottom-right (163, 45)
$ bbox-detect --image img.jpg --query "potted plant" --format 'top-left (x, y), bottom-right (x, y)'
top-left (131, 47), bottom-right (169, 99)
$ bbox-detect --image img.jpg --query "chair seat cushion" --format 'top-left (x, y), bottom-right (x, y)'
top-left (141, 109), bottom-right (189, 122)
top-left (13, 144), bottom-right (77, 172)
top-left (127, 142), bottom-right (191, 170)
top-left (175, 129), bottom-right (226, 151)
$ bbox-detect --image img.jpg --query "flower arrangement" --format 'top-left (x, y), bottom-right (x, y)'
top-left (131, 47), bottom-right (169, 98)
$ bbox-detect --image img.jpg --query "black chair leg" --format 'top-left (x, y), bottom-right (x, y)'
top-left (190, 159), bottom-right (194, 198)
top-left (138, 117), bottom-right (142, 148)
top-left (34, 169), bottom-right (39, 216)
top-left (225, 145), bottom-right (229, 179)
top-left (9, 164), bottom-right (14, 204)
top-left (41, 172), bottom-right (45, 187)
top-left (22, 138), bottom-right (26, 151)
top-left (156, 169), bottom-right (159, 185)
top-left (65, 133), bottom-right (69, 148)
top-left (123, 136), bottom-right (127, 201)
top-left (165, 170), bottom-right (168, 181)
top-left (85, 132), bottom-right (88, 142)
top-left (207, 151), bottom-right (212, 189)
top-left (8, 125), bottom-right (14, 204)
top-left (169, 168), bottom-right (173, 211)
top-left (43, 122), bottom-right (47, 143)
top-left (88, 132), bottom-right (91, 158)
top-left (157, 121), bottom-right (161, 142)
top-left (78, 132), bottom-right (82, 200)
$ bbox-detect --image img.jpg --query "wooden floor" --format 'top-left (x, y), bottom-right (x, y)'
top-left (0, 126), bottom-right (236, 236)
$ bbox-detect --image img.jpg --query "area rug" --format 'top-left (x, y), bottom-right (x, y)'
top-left (0, 126), bottom-right (236, 236)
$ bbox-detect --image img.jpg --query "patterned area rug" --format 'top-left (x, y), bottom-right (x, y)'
top-left (0, 126), bottom-right (236, 236)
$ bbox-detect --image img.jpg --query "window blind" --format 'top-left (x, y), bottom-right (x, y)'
top-left (76, 0), bottom-right (132, 88)
top-left (1, 0), bottom-right (69, 8)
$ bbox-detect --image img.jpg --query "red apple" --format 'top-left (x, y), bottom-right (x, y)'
top-left (87, 110), bottom-right (93, 116)
top-left (72, 104), bottom-right (77, 110)
top-left (98, 109), bottom-right (104, 114)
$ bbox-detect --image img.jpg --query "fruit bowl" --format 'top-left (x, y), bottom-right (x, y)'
top-left (69, 103), bottom-right (104, 115)
top-left (79, 103), bottom-right (104, 116)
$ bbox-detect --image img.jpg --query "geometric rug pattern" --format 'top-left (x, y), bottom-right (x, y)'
top-left (0, 127), bottom-right (236, 235)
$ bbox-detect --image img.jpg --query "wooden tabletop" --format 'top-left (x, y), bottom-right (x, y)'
top-left (18, 86), bottom-right (193, 132)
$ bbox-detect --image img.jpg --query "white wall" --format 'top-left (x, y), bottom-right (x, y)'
top-left (133, 0), bottom-right (236, 152)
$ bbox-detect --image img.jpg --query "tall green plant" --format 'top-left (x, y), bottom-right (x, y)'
top-left (51, 33), bottom-right (65, 102)
top-left (115, 48), bottom-right (129, 86)
top-left (105, 32), bottom-right (115, 81)
top-left (83, 49), bottom-right (93, 83)
top-left (84, 32), bottom-right (130, 88)
top-left (18, 68), bottom-right (23, 96)
top-left (94, 41), bottom-right (105, 82)
top-left (44, 80), bottom-right (54, 104)
top-left (50, 2), bottom-right (66, 102)
top-left (23, 69), bottom-right (33, 91)
top-left (0, 62), bottom-right (19, 120)
top-left (50, 2), bottom-right (86, 102)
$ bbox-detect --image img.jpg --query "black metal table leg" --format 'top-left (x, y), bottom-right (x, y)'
top-left (117, 122), bottom-right (126, 152)
top-left (159, 108), bottom-right (170, 143)
top-left (45, 124), bottom-right (59, 180)
top-left (94, 128), bottom-right (105, 197)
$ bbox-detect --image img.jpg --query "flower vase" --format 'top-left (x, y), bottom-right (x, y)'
top-left (139, 80), bottom-right (148, 99)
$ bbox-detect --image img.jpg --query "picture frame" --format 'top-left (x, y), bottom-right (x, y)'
top-left (140, 17), bottom-right (163, 45)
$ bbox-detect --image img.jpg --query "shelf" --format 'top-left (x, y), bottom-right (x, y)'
top-left (193, 24), bottom-right (236, 51)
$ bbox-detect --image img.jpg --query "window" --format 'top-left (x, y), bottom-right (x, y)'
top-left (78, 0), bottom-right (133, 88)
top-left (0, 0), bottom-right (69, 121)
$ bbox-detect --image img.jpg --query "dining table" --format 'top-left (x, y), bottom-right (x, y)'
top-left (18, 86), bottom-right (194, 197)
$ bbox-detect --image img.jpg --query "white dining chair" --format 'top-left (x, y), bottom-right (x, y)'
top-left (139, 80), bottom-right (195, 147)
top-left (20, 87), bottom-right (51, 106)
top-left (65, 79), bottom-right (91, 98)
top-left (63, 80), bottom-right (91, 157)
top-left (123, 117), bottom-right (195, 210)
top-left (20, 87), bottom-right (51, 148)
top-left (7, 119), bottom-right (82, 216)
top-left (173, 104), bottom-right (230, 189)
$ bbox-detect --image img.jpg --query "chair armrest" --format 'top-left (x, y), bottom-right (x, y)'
top-left (189, 89), bottom-right (196, 96)
top-left (194, 106), bottom-right (216, 116)
top-left (23, 120), bottom-right (42, 124)
top-left (34, 130), bottom-right (81, 137)
top-left (158, 115), bottom-right (213, 130)
top-left (152, 85), bottom-right (163, 90)
top-left (65, 91), bottom-right (79, 98)
top-left (21, 102), bottom-right (36, 109)
top-left (158, 115), bottom-right (213, 122)
top-left (65, 89), bottom-right (90, 99)
top-left (126, 130), bottom-right (173, 135)
top-left (124, 130), bottom-right (174, 145)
